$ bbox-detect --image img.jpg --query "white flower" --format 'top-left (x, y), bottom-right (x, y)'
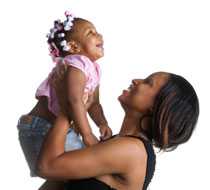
top-left (63, 16), bottom-right (74, 31)
top-left (60, 40), bottom-right (70, 51)
top-left (67, 16), bottom-right (74, 22)
top-left (64, 25), bottom-right (71, 31)
top-left (57, 33), bottom-right (65, 38)
top-left (50, 33), bottom-right (54, 39)
top-left (63, 45), bottom-right (70, 51)
top-left (60, 40), bottom-right (67, 46)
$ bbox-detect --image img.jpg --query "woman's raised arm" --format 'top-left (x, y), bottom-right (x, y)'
top-left (37, 113), bottom-right (144, 180)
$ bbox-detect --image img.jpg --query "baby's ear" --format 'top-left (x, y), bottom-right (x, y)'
top-left (68, 40), bottom-right (81, 54)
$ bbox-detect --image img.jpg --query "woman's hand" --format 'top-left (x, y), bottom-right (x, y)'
top-left (99, 125), bottom-right (112, 140)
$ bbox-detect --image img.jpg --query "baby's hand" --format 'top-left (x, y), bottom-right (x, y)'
top-left (99, 125), bottom-right (112, 141)
top-left (83, 133), bottom-right (99, 146)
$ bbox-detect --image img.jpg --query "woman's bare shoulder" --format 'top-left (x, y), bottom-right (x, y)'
top-left (99, 136), bottom-right (147, 160)
top-left (99, 136), bottom-right (147, 184)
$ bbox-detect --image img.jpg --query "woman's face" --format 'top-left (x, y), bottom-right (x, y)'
top-left (118, 72), bottom-right (169, 113)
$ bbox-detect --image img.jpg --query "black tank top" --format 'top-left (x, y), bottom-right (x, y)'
top-left (64, 135), bottom-right (156, 190)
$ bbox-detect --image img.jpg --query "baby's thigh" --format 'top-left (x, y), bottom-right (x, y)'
top-left (65, 128), bottom-right (85, 151)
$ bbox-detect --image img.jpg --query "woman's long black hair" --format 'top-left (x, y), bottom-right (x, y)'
top-left (142, 74), bottom-right (199, 151)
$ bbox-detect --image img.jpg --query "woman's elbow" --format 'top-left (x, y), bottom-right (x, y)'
top-left (36, 159), bottom-right (52, 178)
top-left (37, 159), bottom-right (75, 180)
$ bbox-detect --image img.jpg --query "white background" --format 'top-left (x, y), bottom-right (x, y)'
top-left (0, 0), bottom-right (210, 189)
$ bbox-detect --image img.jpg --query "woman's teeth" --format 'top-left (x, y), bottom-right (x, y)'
top-left (96, 44), bottom-right (103, 48)
top-left (123, 90), bottom-right (129, 96)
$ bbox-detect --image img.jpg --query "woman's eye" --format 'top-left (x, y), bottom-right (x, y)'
top-left (144, 78), bottom-right (153, 86)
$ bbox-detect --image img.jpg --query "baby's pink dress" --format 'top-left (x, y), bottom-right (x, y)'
top-left (35, 54), bottom-right (101, 116)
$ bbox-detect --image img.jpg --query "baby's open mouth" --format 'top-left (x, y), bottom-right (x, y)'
top-left (96, 43), bottom-right (103, 48)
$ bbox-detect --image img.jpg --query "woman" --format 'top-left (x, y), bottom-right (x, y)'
top-left (37, 72), bottom-right (199, 190)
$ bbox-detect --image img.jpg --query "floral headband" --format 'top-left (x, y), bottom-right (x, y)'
top-left (47, 11), bottom-right (75, 57)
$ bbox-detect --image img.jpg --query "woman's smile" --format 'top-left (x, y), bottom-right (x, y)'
top-left (122, 83), bottom-right (136, 95)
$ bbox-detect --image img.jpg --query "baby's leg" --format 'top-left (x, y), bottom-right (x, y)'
top-left (17, 115), bottom-right (85, 177)
top-left (65, 126), bottom-right (85, 151)
top-left (17, 115), bottom-right (52, 177)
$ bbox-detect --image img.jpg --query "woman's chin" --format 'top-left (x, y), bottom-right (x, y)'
top-left (117, 95), bottom-right (123, 104)
top-left (119, 89), bottom-right (129, 100)
top-left (118, 94), bottom-right (127, 105)
top-left (118, 95), bottom-right (131, 112)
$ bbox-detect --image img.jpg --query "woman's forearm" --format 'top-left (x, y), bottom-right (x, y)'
top-left (37, 113), bottom-right (69, 177)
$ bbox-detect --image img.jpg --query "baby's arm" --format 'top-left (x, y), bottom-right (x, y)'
top-left (67, 66), bottom-right (98, 146)
top-left (88, 86), bottom-right (112, 140)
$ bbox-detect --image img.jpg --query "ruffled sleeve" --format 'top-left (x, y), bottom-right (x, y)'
top-left (64, 54), bottom-right (100, 93)
top-left (64, 55), bottom-right (90, 77)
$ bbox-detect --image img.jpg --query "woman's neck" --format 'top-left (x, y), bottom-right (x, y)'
top-left (119, 112), bottom-right (142, 136)
top-left (119, 110), bottom-right (151, 139)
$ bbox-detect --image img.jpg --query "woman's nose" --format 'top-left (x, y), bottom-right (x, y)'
top-left (132, 79), bottom-right (142, 85)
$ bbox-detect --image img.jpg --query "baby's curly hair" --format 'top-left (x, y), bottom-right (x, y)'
top-left (47, 14), bottom-right (85, 58)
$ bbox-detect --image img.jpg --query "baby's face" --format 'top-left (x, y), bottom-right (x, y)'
top-left (71, 20), bottom-right (104, 61)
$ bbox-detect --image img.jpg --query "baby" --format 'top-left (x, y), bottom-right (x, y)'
top-left (17, 11), bottom-right (112, 177)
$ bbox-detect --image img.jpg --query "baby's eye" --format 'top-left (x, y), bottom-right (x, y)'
top-left (87, 29), bottom-right (97, 36)
top-left (87, 30), bottom-right (93, 35)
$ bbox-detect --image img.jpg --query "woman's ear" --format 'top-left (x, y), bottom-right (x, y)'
top-left (67, 40), bottom-right (81, 54)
